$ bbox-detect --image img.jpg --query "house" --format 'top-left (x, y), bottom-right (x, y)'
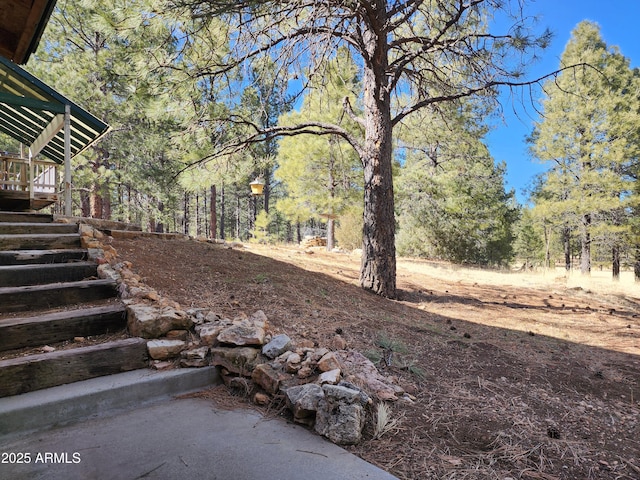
top-left (0, 1), bottom-right (109, 212)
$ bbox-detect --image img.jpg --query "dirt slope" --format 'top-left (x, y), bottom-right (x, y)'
top-left (113, 237), bottom-right (640, 480)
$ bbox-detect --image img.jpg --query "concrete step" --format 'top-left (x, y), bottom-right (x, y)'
top-left (0, 233), bottom-right (81, 250)
top-left (0, 338), bottom-right (149, 398)
top-left (0, 222), bottom-right (78, 235)
top-left (0, 278), bottom-right (118, 314)
top-left (0, 303), bottom-right (126, 352)
top-left (0, 212), bottom-right (53, 223)
top-left (0, 248), bottom-right (87, 265)
top-left (0, 261), bottom-right (98, 287)
top-left (0, 367), bottom-right (219, 441)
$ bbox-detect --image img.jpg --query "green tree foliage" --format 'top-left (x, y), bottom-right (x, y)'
top-left (529, 21), bottom-right (640, 276)
top-left (162, 0), bottom-right (553, 298)
top-left (275, 49), bottom-right (363, 249)
top-left (29, 0), bottom-right (186, 227)
top-left (396, 104), bottom-right (518, 266)
top-left (513, 208), bottom-right (546, 269)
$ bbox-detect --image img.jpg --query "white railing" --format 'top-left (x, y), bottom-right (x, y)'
top-left (0, 155), bottom-right (58, 197)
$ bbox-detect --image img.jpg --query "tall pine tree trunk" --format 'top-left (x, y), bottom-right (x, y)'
top-left (580, 213), bottom-right (591, 275)
top-left (183, 191), bottom-right (190, 235)
top-left (210, 185), bottom-right (217, 240)
top-left (220, 184), bottom-right (225, 240)
top-left (264, 170), bottom-right (270, 214)
top-left (90, 183), bottom-right (103, 218)
top-left (195, 191), bottom-right (201, 237)
top-left (80, 191), bottom-right (90, 218)
top-left (235, 190), bottom-right (240, 239)
top-left (612, 244), bottom-right (620, 280)
top-left (327, 149), bottom-right (336, 251)
top-left (359, 13), bottom-right (396, 298)
top-left (156, 201), bottom-right (165, 233)
top-left (563, 226), bottom-right (571, 272)
top-left (543, 224), bottom-right (551, 269)
top-left (327, 219), bottom-right (335, 251)
top-left (103, 191), bottom-right (111, 220)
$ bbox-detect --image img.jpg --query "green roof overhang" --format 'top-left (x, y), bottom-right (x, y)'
top-left (0, 55), bottom-right (109, 164)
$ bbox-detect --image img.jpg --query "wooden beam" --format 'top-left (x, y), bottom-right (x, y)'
top-left (0, 338), bottom-right (148, 397)
top-left (0, 233), bottom-right (81, 250)
top-left (0, 248), bottom-right (87, 265)
top-left (13, 0), bottom-right (52, 64)
top-left (0, 222), bottom-right (77, 235)
top-left (0, 261), bottom-right (98, 287)
top-left (64, 103), bottom-right (71, 216)
top-left (29, 113), bottom-right (64, 157)
top-left (0, 304), bottom-right (126, 352)
top-left (0, 279), bottom-right (117, 313)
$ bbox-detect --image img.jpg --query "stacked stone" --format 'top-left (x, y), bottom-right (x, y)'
top-left (78, 224), bottom-right (118, 263)
top-left (127, 303), bottom-right (407, 445)
top-left (87, 229), bottom-right (408, 446)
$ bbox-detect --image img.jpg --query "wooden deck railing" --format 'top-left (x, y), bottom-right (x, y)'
top-left (0, 155), bottom-right (58, 198)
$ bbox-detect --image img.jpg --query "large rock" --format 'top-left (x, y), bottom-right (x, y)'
top-left (218, 321), bottom-right (266, 346)
top-left (318, 368), bottom-right (341, 385)
top-left (336, 350), bottom-right (399, 401)
top-left (147, 339), bottom-right (186, 360)
top-left (284, 352), bottom-right (302, 373)
top-left (262, 334), bottom-right (291, 358)
top-left (97, 263), bottom-right (119, 282)
top-left (248, 310), bottom-right (268, 327)
top-left (210, 347), bottom-right (260, 375)
top-left (317, 352), bottom-right (340, 372)
top-left (127, 304), bottom-right (193, 339)
top-left (314, 384), bottom-right (368, 445)
top-left (180, 346), bottom-right (209, 367)
top-left (285, 384), bottom-right (325, 426)
top-left (197, 324), bottom-right (224, 346)
top-left (251, 364), bottom-right (289, 394)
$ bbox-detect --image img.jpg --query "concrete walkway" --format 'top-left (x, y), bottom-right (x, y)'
top-left (0, 396), bottom-right (398, 480)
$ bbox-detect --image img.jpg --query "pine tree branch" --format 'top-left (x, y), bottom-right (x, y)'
top-left (391, 63), bottom-right (595, 127)
top-left (176, 119), bottom-right (364, 177)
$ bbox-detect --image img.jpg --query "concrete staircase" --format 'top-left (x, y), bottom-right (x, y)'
top-left (0, 211), bottom-right (147, 398)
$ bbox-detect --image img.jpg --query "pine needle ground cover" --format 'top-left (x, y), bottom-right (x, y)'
top-left (114, 238), bottom-right (640, 480)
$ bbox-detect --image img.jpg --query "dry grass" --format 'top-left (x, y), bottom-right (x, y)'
top-left (373, 402), bottom-right (403, 440)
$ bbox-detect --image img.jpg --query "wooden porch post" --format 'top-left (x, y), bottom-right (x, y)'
top-left (64, 104), bottom-right (71, 216)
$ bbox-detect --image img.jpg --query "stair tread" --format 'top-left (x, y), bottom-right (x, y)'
top-left (0, 248), bottom-right (87, 254)
top-left (0, 301), bottom-right (126, 351)
top-left (0, 222), bottom-right (73, 227)
top-left (0, 279), bottom-right (118, 314)
top-left (0, 249), bottom-right (88, 266)
top-left (0, 278), bottom-right (115, 293)
top-left (0, 260), bottom-right (96, 270)
top-left (0, 213), bottom-right (52, 223)
top-left (0, 303), bottom-right (125, 327)
top-left (0, 338), bottom-right (149, 397)
top-left (0, 337), bottom-right (145, 367)
top-left (0, 233), bottom-right (79, 238)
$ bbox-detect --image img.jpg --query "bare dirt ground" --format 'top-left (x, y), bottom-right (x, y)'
top-left (113, 237), bottom-right (640, 480)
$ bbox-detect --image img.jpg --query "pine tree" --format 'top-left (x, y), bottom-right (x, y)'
top-left (396, 104), bottom-right (518, 266)
top-left (29, 0), bottom-right (186, 225)
top-left (275, 49), bottom-right (363, 249)
top-left (529, 21), bottom-right (640, 277)
top-left (162, 0), bottom-right (553, 298)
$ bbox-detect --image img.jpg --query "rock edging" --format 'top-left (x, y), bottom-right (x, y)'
top-left (83, 224), bottom-right (409, 445)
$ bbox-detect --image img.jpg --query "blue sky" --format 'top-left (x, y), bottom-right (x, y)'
top-left (486, 1), bottom-right (640, 203)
